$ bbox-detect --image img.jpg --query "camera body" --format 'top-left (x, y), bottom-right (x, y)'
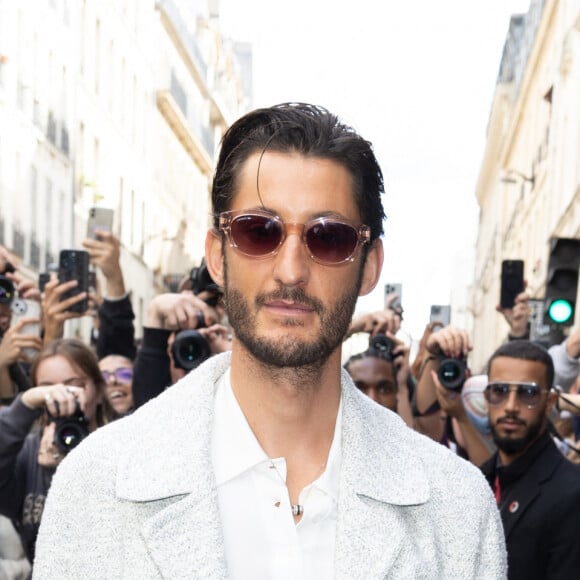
top-left (437, 355), bottom-right (467, 391)
top-left (171, 329), bottom-right (211, 371)
top-left (53, 403), bottom-right (90, 454)
top-left (0, 275), bottom-right (15, 305)
top-left (0, 261), bottom-right (16, 305)
top-left (186, 259), bottom-right (221, 306)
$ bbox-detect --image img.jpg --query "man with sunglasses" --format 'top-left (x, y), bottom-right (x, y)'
top-left (480, 340), bottom-right (580, 580)
top-left (34, 103), bottom-right (506, 578)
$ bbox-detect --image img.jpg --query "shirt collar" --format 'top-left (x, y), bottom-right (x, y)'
top-left (212, 368), bottom-right (342, 497)
top-left (212, 369), bottom-right (269, 486)
top-left (313, 399), bottom-right (342, 503)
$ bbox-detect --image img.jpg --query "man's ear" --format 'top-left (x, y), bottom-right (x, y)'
top-left (205, 230), bottom-right (225, 287)
top-left (359, 239), bottom-right (384, 297)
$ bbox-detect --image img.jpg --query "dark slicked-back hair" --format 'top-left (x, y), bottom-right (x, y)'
top-left (487, 340), bottom-right (555, 388)
top-left (211, 102), bottom-right (385, 240)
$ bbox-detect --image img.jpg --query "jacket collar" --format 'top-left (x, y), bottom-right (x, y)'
top-left (339, 368), bottom-right (429, 505)
top-left (116, 356), bottom-right (430, 505)
top-left (116, 352), bottom-right (232, 502)
top-left (114, 354), bottom-right (432, 578)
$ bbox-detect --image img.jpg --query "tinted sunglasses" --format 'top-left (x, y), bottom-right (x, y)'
top-left (218, 210), bottom-right (371, 265)
top-left (101, 367), bottom-right (133, 384)
top-left (484, 381), bottom-right (547, 408)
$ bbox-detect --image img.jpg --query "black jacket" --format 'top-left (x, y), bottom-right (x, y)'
top-left (95, 295), bottom-right (136, 361)
top-left (481, 432), bottom-right (580, 580)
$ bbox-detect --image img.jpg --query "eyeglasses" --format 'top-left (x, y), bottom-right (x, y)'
top-left (101, 367), bottom-right (133, 384)
top-left (484, 381), bottom-right (548, 409)
top-left (218, 210), bottom-right (371, 265)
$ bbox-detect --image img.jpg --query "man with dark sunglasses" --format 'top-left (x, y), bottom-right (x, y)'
top-left (480, 340), bottom-right (580, 580)
top-left (35, 103), bottom-right (505, 578)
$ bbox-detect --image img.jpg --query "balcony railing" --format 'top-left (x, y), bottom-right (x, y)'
top-left (156, 0), bottom-right (207, 80)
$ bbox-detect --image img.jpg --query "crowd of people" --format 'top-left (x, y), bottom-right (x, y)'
top-left (0, 102), bottom-right (578, 579)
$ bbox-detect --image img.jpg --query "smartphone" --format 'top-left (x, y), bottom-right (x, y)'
top-left (500, 259), bottom-right (525, 309)
top-left (58, 250), bottom-right (90, 313)
top-left (86, 207), bottom-right (114, 240)
top-left (10, 298), bottom-right (42, 359)
top-left (430, 305), bottom-right (451, 330)
top-left (384, 283), bottom-right (402, 311)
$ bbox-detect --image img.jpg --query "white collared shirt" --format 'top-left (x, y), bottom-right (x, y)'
top-left (211, 369), bottom-right (342, 580)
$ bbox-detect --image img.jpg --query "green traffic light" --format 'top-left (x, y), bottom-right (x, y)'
top-left (548, 299), bottom-right (574, 324)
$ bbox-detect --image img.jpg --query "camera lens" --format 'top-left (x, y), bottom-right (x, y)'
top-left (370, 334), bottom-right (393, 356)
top-left (0, 275), bottom-right (15, 305)
top-left (437, 357), bottom-right (466, 391)
top-left (172, 329), bottom-right (211, 371)
top-left (54, 411), bottom-right (89, 454)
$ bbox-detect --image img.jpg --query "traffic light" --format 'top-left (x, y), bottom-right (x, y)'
top-left (544, 237), bottom-right (580, 326)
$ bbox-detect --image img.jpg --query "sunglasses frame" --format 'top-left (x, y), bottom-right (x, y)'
top-left (217, 209), bottom-right (371, 266)
top-left (484, 381), bottom-right (548, 409)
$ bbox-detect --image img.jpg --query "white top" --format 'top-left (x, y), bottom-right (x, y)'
top-left (211, 369), bottom-right (342, 580)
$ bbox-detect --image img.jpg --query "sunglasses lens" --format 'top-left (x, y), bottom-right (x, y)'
top-left (306, 221), bottom-right (359, 263)
top-left (230, 215), bottom-right (283, 256)
top-left (485, 383), bottom-right (542, 407)
top-left (518, 385), bottom-right (540, 406)
top-left (486, 384), bottom-right (508, 405)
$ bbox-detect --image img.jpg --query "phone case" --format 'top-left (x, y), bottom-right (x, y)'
top-left (10, 299), bottom-right (41, 358)
top-left (58, 250), bottom-right (90, 313)
top-left (500, 260), bottom-right (525, 309)
top-left (430, 305), bottom-right (451, 327)
top-left (87, 207), bottom-right (114, 240)
top-left (384, 283), bottom-right (402, 310)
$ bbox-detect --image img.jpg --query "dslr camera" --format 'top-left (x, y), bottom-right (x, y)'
top-left (171, 259), bottom-right (220, 371)
top-left (53, 403), bottom-right (90, 454)
top-left (171, 327), bottom-right (211, 371)
top-left (0, 261), bottom-right (16, 305)
top-left (369, 334), bottom-right (395, 360)
top-left (437, 355), bottom-right (467, 391)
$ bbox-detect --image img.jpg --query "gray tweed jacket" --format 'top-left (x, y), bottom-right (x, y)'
top-left (33, 352), bottom-right (506, 579)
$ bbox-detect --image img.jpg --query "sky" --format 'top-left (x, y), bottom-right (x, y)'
top-left (218, 0), bottom-right (531, 345)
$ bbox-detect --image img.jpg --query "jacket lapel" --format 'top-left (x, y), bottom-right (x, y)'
top-left (140, 491), bottom-right (228, 579)
top-left (500, 439), bottom-right (562, 539)
top-left (335, 373), bottom-right (430, 578)
top-left (116, 353), bottom-right (232, 579)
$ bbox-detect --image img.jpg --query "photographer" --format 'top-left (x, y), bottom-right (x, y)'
top-left (82, 230), bottom-right (136, 361)
top-left (132, 261), bottom-right (230, 409)
top-left (413, 325), bottom-right (473, 451)
top-left (344, 331), bottom-right (413, 427)
top-left (0, 253), bottom-right (43, 400)
top-left (0, 338), bottom-right (116, 565)
top-left (431, 372), bottom-right (494, 466)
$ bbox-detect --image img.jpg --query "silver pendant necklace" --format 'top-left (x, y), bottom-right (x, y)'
top-left (269, 458), bottom-right (326, 517)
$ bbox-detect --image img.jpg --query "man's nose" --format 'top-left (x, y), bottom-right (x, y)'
top-left (503, 389), bottom-right (520, 412)
top-left (272, 230), bottom-right (309, 287)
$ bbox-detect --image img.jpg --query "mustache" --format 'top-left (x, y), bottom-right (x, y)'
top-left (497, 415), bottom-right (526, 426)
top-left (255, 287), bottom-right (324, 315)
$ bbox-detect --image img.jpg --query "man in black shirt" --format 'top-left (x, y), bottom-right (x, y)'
top-left (480, 340), bottom-right (580, 579)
